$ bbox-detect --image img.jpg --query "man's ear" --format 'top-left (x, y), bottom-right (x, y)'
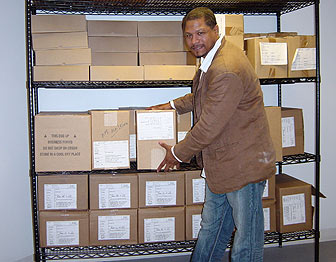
top-left (214, 24), bottom-right (219, 36)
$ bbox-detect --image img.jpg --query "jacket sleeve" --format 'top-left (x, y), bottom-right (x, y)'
top-left (174, 72), bottom-right (244, 163)
top-left (173, 93), bottom-right (194, 114)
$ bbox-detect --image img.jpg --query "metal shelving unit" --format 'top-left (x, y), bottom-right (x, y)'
top-left (26, 0), bottom-right (321, 261)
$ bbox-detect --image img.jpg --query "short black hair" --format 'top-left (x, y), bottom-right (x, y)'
top-left (182, 7), bottom-right (217, 32)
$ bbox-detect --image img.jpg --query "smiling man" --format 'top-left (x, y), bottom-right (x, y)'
top-left (148, 7), bottom-right (276, 262)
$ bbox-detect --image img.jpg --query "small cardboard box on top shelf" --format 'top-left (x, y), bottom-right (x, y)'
top-left (31, 15), bottom-right (87, 33)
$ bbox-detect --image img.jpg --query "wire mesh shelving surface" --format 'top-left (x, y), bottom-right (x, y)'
top-left (31, 0), bottom-right (315, 15)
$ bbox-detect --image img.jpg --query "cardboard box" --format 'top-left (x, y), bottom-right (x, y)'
top-left (88, 20), bottom-right (138, 36)
top-left (90, 66), bottom-right (144, 81)
top-left (88, 36), bottom-right (138, 52)
top-left (91, 52), bottom-right (138, 66)
top-left (185, 170), bottom-right (205, 205)
top-left (281, 108), bottom-right (304, 156)
top-left (286, 35), bottom-right (316, 78)
top-left (90, 110), bottom-right (130, 170)
top-left (39, 211), bottom-right (89, 247)
top-left (225, 35), bottom-right (244, 50)
top-left (89, 173), bottom-right (138, 209)
top-left (34, 65), bottom-right (90, 81)
top-left (138, 207), bottom-right (185, 243)
top-left (215, 14), bottom-right (244, 36)
top-left (262, 175), bottom-right (275, 200)
top-left (89, 209), bottom-right (137, 245)
top-left (275, 173), bottom-right (312, 233)
top-left (136, 110), bottom-right (177, 170)
top-left (263, 199), bottom-right (276, 232)
top-left (138, 21), bottom-right (182, 36)
top-left (32, 15), bottom-right (87, 33)
top-left (144, 65), bottom-right (196, 80)
top-left (265, 106), bottom-right (283, 161)
top-left (245, 37), bottom-right (288, 78)
top-left (139, 36), bottom-right (186, 52)
top-left (34, 112), bottom-right (91, 172)
top-left (138, 171), bottom-right (185, 208)
top-left (32, 32), bottom-right (88, 50)
top-left (185, 205), bottom-right (203, 240)
top-left (37, 174), bottom-right (88, 211)
top-left (34, 48), bottom-right (92, 66)
top-left (177, 112), bottom-right (192, 142)
top-left (140, 52), bottom-right (196, 66)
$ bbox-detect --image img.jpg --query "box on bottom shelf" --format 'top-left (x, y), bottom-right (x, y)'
top-left (185, 205), bottom-right (203, 240)
top-left (89, 209), bottom-right (138, 246)
top-left (263, 199), bottom-right (276, 232)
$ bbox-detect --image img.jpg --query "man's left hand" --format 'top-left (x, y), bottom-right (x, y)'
top-left (157, 142), bottom-right (180, 172)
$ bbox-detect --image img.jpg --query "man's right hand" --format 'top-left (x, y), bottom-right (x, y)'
top-left (146, 102), bottom-right (172, 110)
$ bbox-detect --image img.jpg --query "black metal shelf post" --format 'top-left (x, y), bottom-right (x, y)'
top-left (26, 1), bottom-right (320, 261)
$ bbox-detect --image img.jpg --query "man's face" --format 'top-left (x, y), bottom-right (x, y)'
top-left (183, 17), bottom-right (219, 58)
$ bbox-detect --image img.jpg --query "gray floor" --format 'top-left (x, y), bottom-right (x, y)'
top-left (96, 241), bottom-right (336, 262)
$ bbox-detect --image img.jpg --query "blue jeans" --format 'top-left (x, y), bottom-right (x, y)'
top-left (191, 181), bottom-right (266, 262)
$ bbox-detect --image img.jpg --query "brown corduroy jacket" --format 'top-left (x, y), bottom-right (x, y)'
top-left (173, 38), bottom-right (276, 194)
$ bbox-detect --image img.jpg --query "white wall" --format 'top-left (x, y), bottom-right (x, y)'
top-left (0, 1), bottom-right (335, 261)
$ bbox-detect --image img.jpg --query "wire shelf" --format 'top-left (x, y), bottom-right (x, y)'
top-left (31, 0), bottom-right (315, 16)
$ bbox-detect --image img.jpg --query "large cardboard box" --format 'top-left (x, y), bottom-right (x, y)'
top-left (89, 173), bottom-right (138, 209)
top-left (34, 112), bottom-right (91, 172)
top-left (32, 15), bottom-right (87, 33)
top-left (138, 207), bottom-right (185, 243)
top-left (136, 110), bottom-right (177, 170)
top-left (88, 36), bottom-right (138, 52)
top-left (90, 66), bottom-right (144, 81)
top-left (88, 20), bottom-right (138, 36)
top-left (245, 37), bottom-right (288, 78)
top-left (91, 52), bottom-right (138, 66)
top-left (185, 205), bottom-right (203, 240)
top-left (144, 65), bottom-right (197, 80)
top-left (34, 48), bottom-right (92, 66)
top-left (263, 199), bottom-right (276, 232)
top-left (262, 175), bottom-right (276, 200)
top-left (225, 35), bottom-right (244, 50)
top-left (138, 172), bottom-right (185, 208)
top-left (215, 14), bottom-right (244, 36)
top-left (265, 106), bottom-right (282, 161)
top-left (281, 108), bottom-right (304, 156)
top-left (39, 211), bottom-right (89, 247)
top-left (139, 36), bottom-right (186, 52)
top-left (90, 110), bottom-right (130, 170)
top-left (138, 21), bottom-right (182, 36)
top-left (140, 52), bottom-right (196, 66)
top-left (185, 170), bottom-right (205, 205)
top-left (275, 173), bottom-right (312, 233)
top-left (177, 112), bottom-right (192, 142)
top-left (89, 209), bottom-right (137, 246)
top-left (34, 65), bottom-right (90, 81)
top-left (32, 32), bottom-right (88, 50)
top-left (37, 174), bottom-right (88, 211)
top-left (286, 35), bottom-right (316, 78)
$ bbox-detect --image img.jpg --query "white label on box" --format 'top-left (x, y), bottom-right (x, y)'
top-left (260, 42), bottom-right (288, 65)
top-left (192, 178), bottom-right (205, 203)
top-left (99, 183), bottom-right (131, 209)
top-left (98, 215), bottom-right (130, 240)
top-left (44, 184), bottom-right (77, 209)
top-left (291, 48), bottom-right (316, 71)
top-left (130, 134), bottom-right (136, 159)
top-left (282, 117), bottom-right (296, 148)
top-left (178, 131), bottom-right (188, 142)
top-left (93, 140), bottom-right (129, 168)
top-left (104, 112), bottom-right (118, 126)
top-left (192, 214), bottom-right (202, 239)
top-left (262, 180), bottom-right (269, 198)
top-left (282, 193), bottom-right (306, 226)
top-left (215, 14), bottom-right (226, 36)
top-left (137, 112), bottom-right (174, 140)
top-left (46, 220), bottom-right (79, 246)
top-left (146, 181), bottom-right (177, 206)
top-left (144, 217), bottom-right (175, 243)
top-left (263, 207), bottom-right (271, 231)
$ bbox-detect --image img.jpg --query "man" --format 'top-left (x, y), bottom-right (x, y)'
top-left (148, 7), bottom-right (276, 262)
